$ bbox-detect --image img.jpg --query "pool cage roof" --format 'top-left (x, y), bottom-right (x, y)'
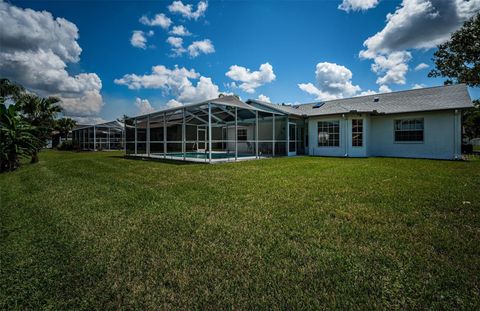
top-left (129, 95), bottom-right (287, 120)
top-left (72, 120), bottom-right (125, 151)
top-left (74, 120), bottom-right (125, 131)
top-left (125, 95), bottom-right (303, 163)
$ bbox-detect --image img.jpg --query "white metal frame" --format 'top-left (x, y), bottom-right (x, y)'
top-left (288, 122), bottom-right (297, 156)
top-left (197, 126), bottom-right (207, 152)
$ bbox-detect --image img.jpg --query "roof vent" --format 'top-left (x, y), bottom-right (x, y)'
top-left (373, 96), bottom-right (379, 102)
top-left (313, 102), bottom-right (324, 109)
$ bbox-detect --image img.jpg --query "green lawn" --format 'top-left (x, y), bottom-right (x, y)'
top-left (1, 151), bottom-right (479, 310)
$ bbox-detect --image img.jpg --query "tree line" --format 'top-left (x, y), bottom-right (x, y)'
top-left (0, 79), bottom-right (77, 172)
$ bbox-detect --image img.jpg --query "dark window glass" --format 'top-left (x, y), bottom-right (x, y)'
top-left (237, 128), bottom-right (247, 141)
top-left (352, 119), bottom-right (363, 147)
top-left (394, 119), bottom-right (424, 142)
top-left (318, 121), bottom-right (340, 147)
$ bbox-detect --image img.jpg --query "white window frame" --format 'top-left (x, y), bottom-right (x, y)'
top-left (317, 120), bottom-right (340, 147)
top-left (394, 118), bottom-right (424, 143)
top-left (351, 119), bottom-right (363, 147)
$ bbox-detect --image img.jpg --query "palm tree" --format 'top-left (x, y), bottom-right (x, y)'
top-left (18, 94), bottom-right (63, 163)
top-left (0, 103), bottom-right (37, 172)
top-left (55, 117), bottom-right (77, 142)
top-left (0, 78), bottom-right (24, 102)
top-left (117, 114), bottom-right (133, 126)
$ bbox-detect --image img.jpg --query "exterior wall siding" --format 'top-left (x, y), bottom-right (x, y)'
top-left (369, 110), bottom-right (461, 160)
top-left (308, 114), bottom-right (370, 158)
top-left (307, 110), bottom-right (462, 160)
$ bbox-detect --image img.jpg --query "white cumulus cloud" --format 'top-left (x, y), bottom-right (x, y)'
top-left (358, 89), bottom-right (378, 96)
top-left (359, 0), bottom-right (480, 88)
top-left (370, 51), bottom-right (412, 85)
top-left (298, 62), bottom-right (361, 101)
top-left (187, 39), bottom-right (215, 57)
top-left (412, 83), bottom-right (426, 89)
top-left (414, 63), bottom-right (429, 71)
top-left (139, 13), bottom-right (172, 29)
top-left (225, 62), bottom-right (276, 94)
top-left (135, 97), bottom-right (155, 114)
top-left (168, 1), bottom-right (208, 20)
top-left (379, 85), bottom-right (392, 93)
top-left (130, 30), bottom-right (153, 49)
top-left (338, 0), bottom-right (380, 12)
top-left (361, 0), bottom-right (480, 56)
top-left (114, 65), bottom-right (220, 105)
top-left (166, 99), bottom-right (183, 108)
top-left (166, 36), bottom-right (186, 56)
top-left (0, 1), bottom-right (103, 118)
top-left (169, 25), bottom-right (191, 36)
top-left (257, 94), bottom-right (271, 103)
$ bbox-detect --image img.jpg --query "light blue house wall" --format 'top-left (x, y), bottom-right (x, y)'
top-left (307, 109), bottom-right (462, 160)
top-left (369, 110), bottom-right (462, 160)
top-left (308, 114), bottom-right (372, 158)
top-left (308, 116), bottom-right (347, 157)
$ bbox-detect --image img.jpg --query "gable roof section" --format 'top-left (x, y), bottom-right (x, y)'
top-left (298, 84), bottom-right (473, 116)
top-left (247, 84), bottom-right (472, 118)
top-left (246, 99), bottom-right (303, 116)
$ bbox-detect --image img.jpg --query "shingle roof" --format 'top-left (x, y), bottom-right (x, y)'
top-left (246, 99), bottom-right (303, 116)
top-left (298, 84), bottom-right (473, 116)
top-left (247, 84), bottom-right (472, 118)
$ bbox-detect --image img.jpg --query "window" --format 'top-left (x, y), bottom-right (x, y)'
top-left (237, 128), bottom-right (247, 141)
top-left (394, 119), bottom-right (424, 142)
top-left (352, 119), bottom-right (363, 147)
top-left (318, 121), bottom-right (340, 147)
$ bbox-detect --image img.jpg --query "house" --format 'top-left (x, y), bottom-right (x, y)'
top-left (250, 83), bottom-right (473, 160)
top-left (72, 120), bottom-right (125, 151)
top-left (117, 84), bottom-right (472, 162)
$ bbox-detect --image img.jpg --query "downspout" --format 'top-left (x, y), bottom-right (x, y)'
top-left (454, 109), bottom-right (459, 160)
top-left (343, 114), bottom-right (348, 157)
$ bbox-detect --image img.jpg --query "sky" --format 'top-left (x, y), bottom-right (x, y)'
top-left (1, 0), bottom-right (479, 124)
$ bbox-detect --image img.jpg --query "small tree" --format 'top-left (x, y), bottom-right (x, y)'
top-left (18, 94), bottom-right (63, 163)
top-left (0, 103), bottom-right (37, 172)
top-left (118, 114), bottom-right (133, 126)
top-left (464, 99), bottom-right (480, 140)
top-left (428, 13), bottom-right (480, 140)
top-left (55, 117), bottom-right (77, 142)
top-left (428, 13), bottom-right (480, 86)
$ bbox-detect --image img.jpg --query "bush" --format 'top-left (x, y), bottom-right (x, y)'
top-left (462, 144), bottom-right (473, 154)
top-left (57, 140), bottom-right (74, 151)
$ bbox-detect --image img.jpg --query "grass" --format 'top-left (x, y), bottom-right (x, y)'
top-left (1, 151), bottom-right (479, 310)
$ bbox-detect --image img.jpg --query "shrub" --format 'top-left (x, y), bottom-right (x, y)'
top-left (57, 140), bottom-right (74, 151)
top-left (462, 144), bottom-right (474, 154)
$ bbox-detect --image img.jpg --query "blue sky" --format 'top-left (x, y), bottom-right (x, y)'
top-left (2, 0), bottom-right (479, 123)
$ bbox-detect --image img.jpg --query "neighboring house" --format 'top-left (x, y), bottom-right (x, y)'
top-left (72, 121), bottom-right (125, 151)
top-left (121, 84), bottom-right (472, 162)
top-left (50, 124), bottom-right (89, 148)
